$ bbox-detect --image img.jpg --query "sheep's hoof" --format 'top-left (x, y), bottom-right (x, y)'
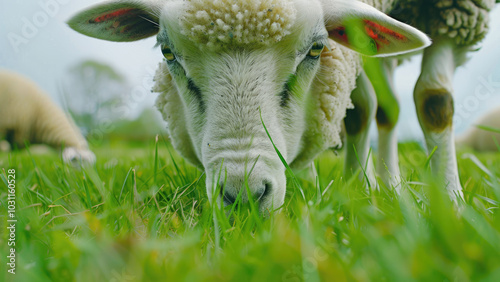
top-left (0, 140), bottom-right (11, 152)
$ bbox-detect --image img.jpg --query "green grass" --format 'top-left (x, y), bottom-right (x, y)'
top-left (1, 139), bottom-right (500, 281)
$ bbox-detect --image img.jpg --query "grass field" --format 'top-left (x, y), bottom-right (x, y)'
top-left (1, 138), bottom-right (500, 281)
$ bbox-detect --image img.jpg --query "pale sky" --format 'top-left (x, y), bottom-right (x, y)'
top-left (1, 0), bottom-right (499, 142)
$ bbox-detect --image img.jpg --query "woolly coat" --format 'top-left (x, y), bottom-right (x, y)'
top-left (0, 70), bottom-right (90, 151)
top-left (389, 0), bottom-right (496, 46)
top-left (457, 106), bottom-right (500, 151)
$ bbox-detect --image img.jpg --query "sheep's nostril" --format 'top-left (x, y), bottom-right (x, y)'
top-left (256, 181), bottom-right (272, 202)
top-left (223, 193), bottom-right (236, 205)
top-left (220, 184), bottom-right (236, 205)
top-left (219, 180), bottom-right (272, 205)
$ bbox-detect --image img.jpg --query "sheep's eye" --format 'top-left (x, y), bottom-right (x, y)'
top-left (308, 42), bottom-right (324, 59)
top-left (161, 45), bottom-right (176, 62)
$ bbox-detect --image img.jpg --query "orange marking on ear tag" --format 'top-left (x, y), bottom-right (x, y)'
top-left (365, 26), bottom-right (390, 49)
top-left (93, 8), bottom-right (134, 23)
top-left (364, 20), bottom-right (407, 41)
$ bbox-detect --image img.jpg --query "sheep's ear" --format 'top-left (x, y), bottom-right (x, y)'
top-left (67, 1), bottom-right (160, 42)
top-left (322, 0), bottom-right (431, 56)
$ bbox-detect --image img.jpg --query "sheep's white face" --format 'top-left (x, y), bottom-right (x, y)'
top-left (158, 0), bottom-right (326, 213)
top-left (69, 0), bottom-right (430, 215)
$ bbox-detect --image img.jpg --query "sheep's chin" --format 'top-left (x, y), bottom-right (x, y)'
top-left (63, 147), bottom-right (96, 167)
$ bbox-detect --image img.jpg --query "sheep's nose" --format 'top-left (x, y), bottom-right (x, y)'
top-left (221, 181), bottom-right (272, 205)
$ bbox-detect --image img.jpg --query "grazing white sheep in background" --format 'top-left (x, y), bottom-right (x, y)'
top-left (68, 0), bottom-right (431, 214)
top-left (456, 106), bottom-right (500, 151)
top-left (0, 70), bottom-right (96, 165)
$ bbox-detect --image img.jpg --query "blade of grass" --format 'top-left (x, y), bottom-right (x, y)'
top-left (425, 146), bottom-right (438, 169)
top-left (259, 109), bottom-right (305, 202)
top-left (119, 168), bottom-right (133, 203)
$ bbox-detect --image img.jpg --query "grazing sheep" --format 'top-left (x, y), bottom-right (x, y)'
top-left (456, 106), bottom-right (500, 151)
top-left (0, 70), bottom-right (96, 165)
top-left (68, 0), bottom-right (430, 214)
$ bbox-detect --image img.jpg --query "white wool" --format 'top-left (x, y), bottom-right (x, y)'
top-left (179, 0), bottom-right (297, 50)
top-left (457, 106), bottom-right (500, 151)
top-left (290, 40), bottom-right (361, 169)
top-left (0, 70), bottom-right (95, 164)
top-left (388, 0), bottom-right (496, 46)
top-left (153, 63), bottom-right (202, 167)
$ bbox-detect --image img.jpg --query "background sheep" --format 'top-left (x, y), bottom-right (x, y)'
top-left (0, 69), bottom-right (96, 165)
top-left (339, 0), bottom-right (498, 199)
top-left (68, 0), bottom-right (430, 213)
top-left (456, 106), bottom-right (500, 151)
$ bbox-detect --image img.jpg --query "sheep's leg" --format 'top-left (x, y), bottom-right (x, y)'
top-left (0, 129), bottom-right (16, 151)
top-left (344, 71), bottom-right (377, 188)
top-left (0, 129), bottom-right (7, 152)
top-left (364, 57), bottom-right (401, 191)
top-left (414, 39), bottom-right (463, 200)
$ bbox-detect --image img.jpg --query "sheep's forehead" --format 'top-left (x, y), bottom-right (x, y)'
top-left (178, 0), bottom-right (297, 50)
